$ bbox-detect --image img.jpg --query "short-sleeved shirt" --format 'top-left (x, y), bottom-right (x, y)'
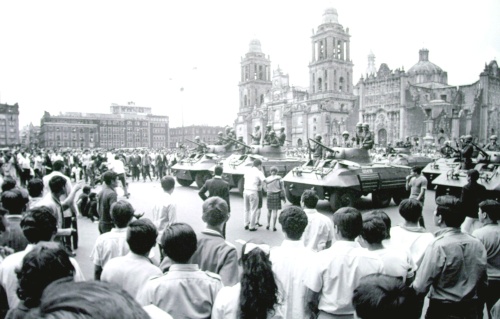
top-left (472, 223), bottom-right (500, 281)
top-left (387, 225), bottom-right (435, 268)
top-left (137, 264), bottom-right (222, 319)
top-left (373, 247), bottom-right (415, 279)
top-left (90, 227), bottom-right (129, 267)
top-left (243, 167), bottom-right (265, 193)
top-left (97, 185), bottom-right (117, 224)
top-left (301, 208), bottom-right (335, 252)
top-left (409, 175), bottom-right (427, 202)
top-left (101, 252), bottom-right (162, 299)
top-left (153, 192), bottom-right (177, 245)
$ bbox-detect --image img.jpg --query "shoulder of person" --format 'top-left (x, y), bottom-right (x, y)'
top-left (204, 270), bottom-right (222, 281)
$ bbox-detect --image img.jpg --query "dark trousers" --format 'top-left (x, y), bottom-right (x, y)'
top-left (20, 169), bottom-right (31, 187)
top-left (132, 166), bottom-right (140, 180)
top-left (426, 299), bottom-right (483, 319)
top-left (142, 165), bottom-right (152, 181)
top-left (486, 280), bottom-right (500, 319)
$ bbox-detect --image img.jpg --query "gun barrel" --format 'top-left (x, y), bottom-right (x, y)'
top-left (308, 138), bottom-right (336, 154)
top-left (227, 136), bottom-right (252, 148)
top-left (471, 142), bottom-right (489, 157)
top-left (186, 139), bottom-right (202, 147)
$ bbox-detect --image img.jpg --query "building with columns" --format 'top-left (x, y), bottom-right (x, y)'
top-left (356, 49), bottom-right (500, 146)
top-left (0, 103), bottom-right (20, 147)
top-left (234, 8), bottom-right (358, 147)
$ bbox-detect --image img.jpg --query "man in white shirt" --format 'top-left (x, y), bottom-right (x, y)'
top-left (270, 206), bottom-right (314, 319)
top-left (0, 207), bottom-right (85, 310)
top-left (153, 176), bottom-right (177, 260)
top-left (101, 219), bottom-right (162, 299)
top-left (109, 155), bottom-right (129, 197)
top-left (243, 158), bottom-right (265, 231)
top-left (300, 189), bottom-right (334, 251)
top-left (304, 207), bottom-right (384, 319)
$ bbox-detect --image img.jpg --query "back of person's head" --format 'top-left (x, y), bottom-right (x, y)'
top-left (213, 165), bottom-right (223, 176)
top-left (82, 186), bottom-right (91, 195)
top-left (479, 199), bottom-right (500, 221)
top-left (435, 195), bottom-right (464, 227)
top-left (240, 241), bottom-right (279, 319)
top-left (278, 206), bottom-right (308, 240)
top-left (398, 199), bottom-right (423, 224)
top-left (269, 166), bottom-right (278, 174)
top-left (160, 176), bottom-right (175, 192)
top-left (411, 166), bottom-right (422, 175)
top-left (332, 207), bottom-right (363, 240)
top-left (25, 280), bottom-right (149, 319)
top-left (467, 169), bottom-right (480, 182)
top-left (253, 158), bottom-right (262, 167)
top-left (114, 155), bottom-right (119, 160)
top-left (202, 197), bottom-right (229, 226)
top-left (127, 218), bottom-right (157, 256)
top-left (1, 177), bottom-right (17, 192)
top-left (301, 189), bottom-right (319, 209)
top-left (48, 175), bottom-right (66, 195)
top-left (353, 274), bottom-right (418, 319)
top-left (52, 160), bottom-right (65, 172)
top-left (365, 210), bottom-right (391, 239)
top-left (16, 242), bottom-right (75, 309)
top-left (28, 178), bottom-right (44, 198)
top-left (89, 192), bottom-right (97, 200)
top-left (103, 171), bottom-right (118, 186)
top-left (161, 223), bottom-right (197, 263)
top-left (110, 200), bottom-right (134, 228)
top-left (361, 216), bottom-right (387, 245)
top-left (21, 207), bottom-right (57, 243)
top-left (1, 190), bottom-right (25, 214)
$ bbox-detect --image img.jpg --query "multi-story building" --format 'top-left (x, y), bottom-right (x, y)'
top-left (235, 8), bottom-right (359, 147)
top-left (0, 103), bottom-right (20, 147)
top-left (39, 102), bottom-right (169, 149)
top-left (20, 123), bottom-right (40, 148)
top-left (169, 125), bottom-right (226, 148)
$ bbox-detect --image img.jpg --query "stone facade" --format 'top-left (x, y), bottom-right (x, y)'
top-left (169, 125), bottom-right (226, 148)
top-left (0, 103), bottom-right (20, 147)
top-left (235, 8), bottom-right (359, 147)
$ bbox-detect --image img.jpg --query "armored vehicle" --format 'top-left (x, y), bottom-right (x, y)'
top-left (422, 157), bottom-right (461, 189)
top-left (283, 139), bottom-right (411, 212)
top-left (433, 145), bottom-right (500, 200)
top-left (216, 140), bottom-right (304, 194)
top-left (172, 140), bottom-right (237, 188)
top-left (374, 148), bottom-right (433, 170)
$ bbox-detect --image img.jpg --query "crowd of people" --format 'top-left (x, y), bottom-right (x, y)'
top-left (0, 143), bottom-right (496, 318)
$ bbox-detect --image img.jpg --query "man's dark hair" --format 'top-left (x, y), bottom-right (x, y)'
top-left (411, 166), bottom-right (422, 174)
top-left (160, 176), bottom-right (175, 192)
top-left (214, 165), bottom-right (223, 176)
top-left (1, 177), bottom-right (17, 192)
top-left (110, 200), bottom-right (134, 228)
top-left (278, 206), bottom-right (308, 240)
top-left (161, 223), bottom-right (197, 263)
top-left (467, 169), bottom-right (480, 182)
top-left (28, 179), bottom-right (44, 198)
top-left (82, 186), bottom-right (91, 195)
top-left (127, 219), bottom-right (157, 255)
top-left (353, 274), bottom-right (418, 319)
top-left (361, 216), bottom-right (387, 244)
top-left (398, 199), bottom-right (423, 224)
top-left (253, 158), bottom-right (262, 167)
top-left (202, 197), bottom-right (229, 226)
top-left (52, 160), bottom-right (65, 172)
top-left (16, 242), bottom-right (75, 308)
top-left (365, 210), bottom-right (391, 239)
top-left (301, 189), bottom-right (319, 209)
top-left (48, 175), bottom-right (67, 195)
top-left (89, 192), bottom-right (97, 200)
top-left (332, 207), bottom-right (363, 240)
top-left (21, 207), bottom-right (57, 243)
top-left (1, 190), bottom-right (25, 214)
top-left (435, 195), bottom-right (465, 227)
top-left (479, 199), bottom-right (500, 221)
top-left (102, 171), bottom-right (118, 186)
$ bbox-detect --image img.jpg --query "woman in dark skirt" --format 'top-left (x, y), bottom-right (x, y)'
top-left (263, 166), bottom-right (286, 231)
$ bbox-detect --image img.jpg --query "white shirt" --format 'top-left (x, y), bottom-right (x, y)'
top-left (90, 228), bottom-right (129, 267)
top-left (270, 240), bottom-right (314, 319)
top-left (0, 244), bottom-right (85, 309)
top-left (387, 225), bottom-right (435, 268)
top-left (243, 166), bottom-right (265, 192)
top-left (42, 171), bottom-right (72, 197)
top-left (372, 247), bottom-right (415, 279)
top-left (101, 252), bottom-right (162, 299)
top-left (212, 283), bottom-right (283, 319)
top-left (153, 192), bottom-right (177, 245)
top-left (301, 208), bottom-right (335, 252)
top-left (109, 158), bottom-right (126, 175)
top-left (304, 240), bottom-right (384, 315)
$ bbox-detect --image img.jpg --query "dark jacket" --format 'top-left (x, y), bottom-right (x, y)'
top-left (198, 177), bottom-right (231, 212)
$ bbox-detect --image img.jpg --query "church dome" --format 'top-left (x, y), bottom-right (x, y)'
top-left (249, 39), bottom-right (262, 53)
top-left (407, 49), bottom-right (443, 75)
top-left (322, 7), bottom-right (338, 24)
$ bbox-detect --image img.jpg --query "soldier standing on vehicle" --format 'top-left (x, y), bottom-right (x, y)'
top-left (309, 134), bottom-right (324, 164)
top-left (250, 125), bottom-right (262, 145)
top-left (485, 135), bottom-right (500, 151)
top-left (268, 131), bottom-right (280, 147)
top-left (340, 131), bottom-right (352, 148)
top-left (461, 135), bottom-right (474, 170)
top-left (278, 127), bottom-right (286, 147)
top-left (234, 136), bottom-right (249, 155)
top-left (192, 136), bottom-right (208, 153)
top-left (355, 122), bottom-right (364, 148)
top-left (440, 141), bottom-right (455, 158)
top-left (361, 123), bottom-right (374, 150)
top-left (262, 125), bottom-right (274, 146)
top-left (214, 132), bottom-right (226, 145)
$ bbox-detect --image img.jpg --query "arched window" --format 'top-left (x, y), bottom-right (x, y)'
top-left (317, 78), bottom-right (322, 92)
top-left (339, 77), bottom-right (344, 92)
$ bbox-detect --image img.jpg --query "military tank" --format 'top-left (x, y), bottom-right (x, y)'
top-left (374, 147), bottom-right (433, 170)
top-left (283, 139), bottom-right (411, 212)
top-left (172, 140), bottom-right (236, 188)
top-left (422, 157), bottom-right (461, 190)
top-left (215, 139), bottom-right (304, 195)
top-left (433, 144), bottom-right (500, 200)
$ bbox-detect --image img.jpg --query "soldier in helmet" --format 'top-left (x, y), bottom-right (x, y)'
top-left (485, 135), bottom-right (499, 151)
top-left (308, 134), bottom-right (324, 164)
top-left (193, 136), bottom-right (208, 153)
top-left (278, 127), bottom-right (286, 147)
top-left (269, 131), bottom-right (280, 147)
top-left (461, 135), bottom-right (474, 169)
top-left (340, 131), bottom-right (352, 148)
top-left (403, 136), bottom-right (412, 148)
top-left (440, 141), bottom-right (455, 158)
top-left (234, 136), bottom-right (248, 154)
top-left (214, 132), bottom-right (225, 145)
top-left (385, 142), bottom-right (395, 154)
top-left (250, 125), bottom-right (262, 145)
top-left (355, 122), bottom-right (364, 147)
top-left (263, 124), bottom-right (274, 145)
top-left (361, 123), bottom-right (374, 150)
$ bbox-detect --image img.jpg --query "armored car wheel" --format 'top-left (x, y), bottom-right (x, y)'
top-left (195, 172), bottom-right (211, 188)
top-left (372, 190), bottom-right (392, 208)
top-left (329, 190), bottom-right (358, 212)
top-left (176, 178), bottom-right (193, 187)
top-left (285, 187), bottom-right (301, 206)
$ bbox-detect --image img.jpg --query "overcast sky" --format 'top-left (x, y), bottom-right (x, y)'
top-left (0, 0), bottom-right (499, 129)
